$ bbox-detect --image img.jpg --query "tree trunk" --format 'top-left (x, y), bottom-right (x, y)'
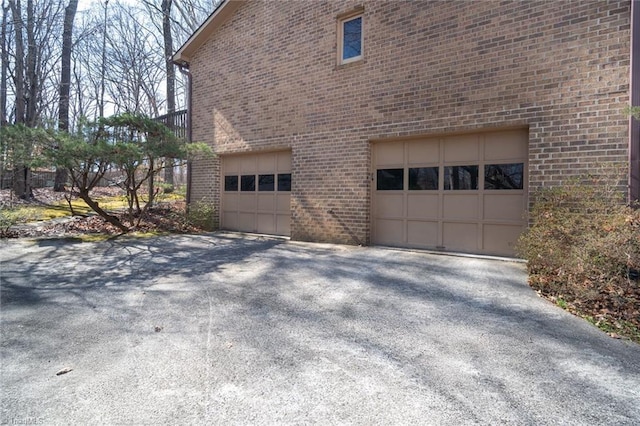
top-left (24, 0), bottom-right (36, 127)
top-left (12, 166), bottom-right (31, 200)
top-left (54, 0), bottom-right (78, 192)
top-left (78, 190), bottom-right (129, 233)
top-left (9, 0), bottom-right (25, 123)
top-left (99, 0), bottom-right (109, 120)
top-left (162, 0), bottom-right (175, 189)
top-left (0, 0), bottom-right (9, 126)
top-left (9, 0), bottom-right (31, 199)
top-left (148, 157), bottom-right (154, 208)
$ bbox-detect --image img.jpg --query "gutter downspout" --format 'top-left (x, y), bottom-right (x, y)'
top-left (630, 0), bottom-right (640, 203)
top-left (177, 62), bottom-right (193, 206)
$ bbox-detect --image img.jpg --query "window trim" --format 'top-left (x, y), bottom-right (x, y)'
top-left (337, 8), bottom-right (364, 65)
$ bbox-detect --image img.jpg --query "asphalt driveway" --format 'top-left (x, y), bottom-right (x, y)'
top-left (1, 233), bottom-right (639, 425)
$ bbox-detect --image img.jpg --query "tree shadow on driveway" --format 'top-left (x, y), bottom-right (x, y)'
top-left (1, 234), bottom-right (639, 425)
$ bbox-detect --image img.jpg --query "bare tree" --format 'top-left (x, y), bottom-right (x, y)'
top-left (173, 0), bottom-right (213, 40)
top-left (8, 0), bottom-right (25, 125)
top-left (2, 0), bottom-right (214, 199)
top-left (4, 0), bottom-right (63, 197)
top-left (99, 0), bottom-right (108, 120)
top-left (1, 0), bottom-right (9, 126)
top-left (69, 7), bottom-right (104, 125)
top-left (162, 0), bottom-right (175, 189)
top-left (8, 0), bottom-right (29, 198)
top-left (53, 0), bottom-right (78, 191)
top-left (103, 3), bottom-right (164, 117)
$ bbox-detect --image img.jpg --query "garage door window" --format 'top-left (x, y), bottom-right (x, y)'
top-left (278, 173), bottom-right (292, 191)
top-left (484, 163), bottom-right (524, 190)
top-left (444, 165), bottom-right (478, 190)
top-left (241, 175), bottom-right (255, 191)
top-left (377, 168), bottom-right (403, 190)
top-left (224, 175), bottom-right (238, 191)
top-left (409, 167), bottom-right (438, 190)
top-left (258, 174), bottom-right (275, 191)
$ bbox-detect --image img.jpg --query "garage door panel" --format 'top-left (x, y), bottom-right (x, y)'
top-left (375, 219), bottom-right (404, 245)
top-left (277, 152), bottom-right (292, 173)
top-left (484, 130), bottom-right (528, 161)
top-left (222, 212), bottom-right (238, 230)
top-left (483, 224), bottom-right (523, 255)
top-left (484, 194), bottom-right (525, 221)
top-left (375, 143), bottom-right (404, 166)
top-left (238, 194), bottom-right (255, 211)
top-left (376, 194), bottom-right (404, 218)
top-left (257, 193), bottom-right (275, 211)
top-left (257, 213), bottom-right (275, 234)
top-left (277, 214), bottom-right (290, 235)
top-left (239, 156), bottom-right (257, 174)
top-left (443, 194), bottom-right (479, 220)
top-left (225, 157), bottom-right (241, 174)
top-left (407, 221), bottom-right (438, 247)
top-left (224, 193), bottom-right (238, 210)
top-left (237, 213), bottom-right (254, 232)
top-left (443, 222), bottom-right (478, 252)
top-left (276, 194), bottom-right (290, 213)
top-left (407, 194), bottom-right (439, 219)
top-left (258, 153), bottom-right (276, 173)
top-left (407, 140), bottom-right (439, 165)
top-left (444, 134), bottom-right (479, 162)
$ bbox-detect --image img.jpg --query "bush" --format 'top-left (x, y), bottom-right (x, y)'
top-left (0, 209), bottom-right (21, 237)
top-left (158, 183), bottom-right (174, 194)
top-left (0, 207), bottom-right (38, 237)
top-left (517, 168), bottom-right (640, 339)
top-left (186, 200), bottom-right (216, 231)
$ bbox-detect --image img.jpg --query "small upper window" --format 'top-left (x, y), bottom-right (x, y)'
top-left (339, 12), bottom-right (363, 64)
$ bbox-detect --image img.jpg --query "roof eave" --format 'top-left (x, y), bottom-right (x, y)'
top-left (172, 0), bottom-right (245, 66)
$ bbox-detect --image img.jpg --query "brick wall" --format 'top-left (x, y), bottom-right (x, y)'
top-left (188, 0), bottom-right (631, 244)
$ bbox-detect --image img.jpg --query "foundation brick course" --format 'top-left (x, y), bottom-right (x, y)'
top-left (186, 0), bottom-right (631, 245)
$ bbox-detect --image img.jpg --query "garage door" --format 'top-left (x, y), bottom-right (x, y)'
top-left (372, 129), bottom-right (527, 256)
top-left (221, 151), bottom-right (291, 236)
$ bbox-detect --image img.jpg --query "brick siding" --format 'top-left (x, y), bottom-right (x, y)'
top-left (188, 0), bottom-right (631, 245)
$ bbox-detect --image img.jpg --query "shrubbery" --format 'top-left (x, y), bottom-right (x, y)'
top-left (517, 167), bottom-right (640, 340)
top-left (186, 200), bottom-right (216, 232)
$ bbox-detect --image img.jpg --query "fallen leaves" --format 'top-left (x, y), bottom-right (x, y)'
top-left (3, 188), bottom-right (201, 239)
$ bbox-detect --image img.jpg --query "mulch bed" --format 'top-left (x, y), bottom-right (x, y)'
top-left (2, 188), bottom-right (200, 238)
top-left (0, 186), bottom-right (124, 206)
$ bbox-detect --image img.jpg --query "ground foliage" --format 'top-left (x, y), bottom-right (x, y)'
top-left (517, 168), bottom-right (640, 343)
top-left (1, 187), bottom-right (202, 238)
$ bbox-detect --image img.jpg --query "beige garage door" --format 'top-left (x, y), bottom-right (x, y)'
top-left (221, 151), bottom-right (291, 236)
top-left (372, 129), bottom-right (527, 256)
